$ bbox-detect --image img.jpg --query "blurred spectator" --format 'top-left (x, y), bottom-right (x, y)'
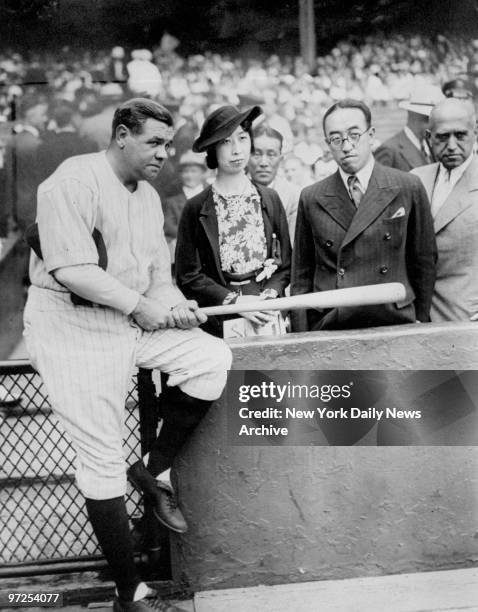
top-left (106, 46), bottom-right (128, 84)
top-left (163, 150), bottom-right (207, 262)
top-left (79, 83), bottom-right (124, 150)
top-left (283, 154), bottom-right (314, 189)
top-left (255, 91), bottom-right (294, 152)
top-left (3, 94), bottom-right (47, 231)
top-left (294, 125), bottom-right (323, 167)
top-left (374, 84), bottom-right (444, 171)
top-left (127, 49), bottom-right (162, 98)
top-left (442, 77), bottom-right (474, 100)
top-left (248, 124), bottom-right (300, 241)
top-left (313, 149), bottom-right (338, 182)
top-left (37, 99), bottom-right (98, 180)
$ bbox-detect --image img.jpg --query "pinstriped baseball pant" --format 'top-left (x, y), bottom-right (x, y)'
top-left (24, 286), bottom-right (232, 500)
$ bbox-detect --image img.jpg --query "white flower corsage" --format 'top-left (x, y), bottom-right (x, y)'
top-left (255, 258), bottom-right (278, 282)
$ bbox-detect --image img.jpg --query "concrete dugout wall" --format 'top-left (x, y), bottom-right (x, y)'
top-left (171, 322), bottom-right (478, 590)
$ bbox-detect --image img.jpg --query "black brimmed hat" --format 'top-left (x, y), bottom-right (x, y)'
top-left (192, 105), bottom-right (262, 153)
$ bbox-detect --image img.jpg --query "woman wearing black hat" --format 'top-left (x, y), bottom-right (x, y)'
top-left (175, 105), bottom-right (291, 338)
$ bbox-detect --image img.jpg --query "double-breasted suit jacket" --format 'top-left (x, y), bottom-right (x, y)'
top-left (291, 162), bottom-right (437, 331)
top-left (175, 183), bottom-right (291, 336)
top-left (374, 130), bottom-right (429, 172)
top-left (412, 157), bottom-right (478, 321)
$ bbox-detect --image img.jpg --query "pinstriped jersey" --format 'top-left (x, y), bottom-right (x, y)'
top-left (30, 151), bottom-right (181, 306)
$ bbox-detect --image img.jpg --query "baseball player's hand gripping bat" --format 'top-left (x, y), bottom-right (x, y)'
top-left (199, 282), bottom-right (406, 317)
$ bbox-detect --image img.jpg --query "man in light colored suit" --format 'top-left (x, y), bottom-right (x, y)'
top-left (412, 98), bottom-right (478, 322)
top-left (291, 98), bottom-right (437, 332)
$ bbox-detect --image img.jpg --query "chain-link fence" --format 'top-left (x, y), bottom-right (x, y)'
top-left (0, 361), bottom-right (167, 577)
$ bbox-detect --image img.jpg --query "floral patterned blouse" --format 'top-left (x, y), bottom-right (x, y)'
top-left (213, 183), bottom-right (267, 275)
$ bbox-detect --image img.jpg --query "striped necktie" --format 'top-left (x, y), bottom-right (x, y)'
top-left (347, 175), bottom-right (363, 207)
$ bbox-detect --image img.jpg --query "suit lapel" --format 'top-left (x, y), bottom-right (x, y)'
top-left (256, 185), bottom-right (274, 252)
top-left (341, 164), bottom-right (401, 248)
top-left (416, 163), bottom-right (440, 203)
top-left (398, 131), bottom-right (427, 169)
top-left (322, 171), bottom-right (356, 230)
top-left (434, 158), bottom-right (478, 233)
top-left (199, 188), bottom-right (225, 283)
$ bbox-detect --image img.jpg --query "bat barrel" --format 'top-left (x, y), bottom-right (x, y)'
top-left (200, 282), bottom-right (407, 317)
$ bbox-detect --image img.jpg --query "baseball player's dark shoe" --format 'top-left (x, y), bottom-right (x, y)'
top-left (127, 461), bottom-right (188, 533)
top-left (113, 595), bottom-right (188, 612)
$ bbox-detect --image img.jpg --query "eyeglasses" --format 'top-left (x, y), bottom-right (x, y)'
top-left (326, 128), bottom-right (370, 149)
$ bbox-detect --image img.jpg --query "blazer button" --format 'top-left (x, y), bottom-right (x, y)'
top-left (384, 232), bottom-right (391, 240)
top-left (380, 266), bottom-right (388, 274)
top-left (338, 267), bottom-right (345, 276)
top-left (325, 240), bottom-right (334, 248)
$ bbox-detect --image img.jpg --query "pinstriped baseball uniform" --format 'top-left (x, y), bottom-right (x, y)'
top-left (24, 151), bottom-right (231, 500)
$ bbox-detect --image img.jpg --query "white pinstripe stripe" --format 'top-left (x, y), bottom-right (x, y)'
top-left (24, 287), bottom-right (231, 500)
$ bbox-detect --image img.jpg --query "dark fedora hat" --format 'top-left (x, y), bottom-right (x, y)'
top-left (192, 105), bottom-right (262, 153)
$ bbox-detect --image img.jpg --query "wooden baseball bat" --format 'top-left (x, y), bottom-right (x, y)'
top-left (199, 283), bottom-right (406, 317)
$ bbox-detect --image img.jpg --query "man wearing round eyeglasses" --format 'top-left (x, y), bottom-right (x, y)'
top-left (291, 98), bottom-right (437, 332)
top-left (248, 124), bottom-right (300, 241)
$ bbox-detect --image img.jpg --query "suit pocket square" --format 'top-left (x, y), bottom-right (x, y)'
top-left (390, 207), bottom-right (406, 219)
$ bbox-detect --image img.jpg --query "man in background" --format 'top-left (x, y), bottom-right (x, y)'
top-left (374, 84), bottom-right (443, 171)
top-left (412, 98), bottom-right (478, 322)
top-left (248, 124), bottom-right (300, 241)
top-left (163, 150), bottom-right (208, 262)
top-left (38, 99), bottom-right (98, 180)
top-left (3, 94), bottom-right (48, 232)
top-left (80, 83), bottom-right (124, 150)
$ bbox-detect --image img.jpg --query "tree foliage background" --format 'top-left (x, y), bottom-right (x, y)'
top-left (0, 0), bottom-right (476, 53)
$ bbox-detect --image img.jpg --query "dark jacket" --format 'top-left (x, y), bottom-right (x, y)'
top-left (374, 129), bottom-right (429, 172)
top-left (176, 183), bottom-right (291, 336)
top-left (291, 162), bottom-right (437, 331)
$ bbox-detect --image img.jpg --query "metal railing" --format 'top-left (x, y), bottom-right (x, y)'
top-left (0, 360), bottom-right (168, 578)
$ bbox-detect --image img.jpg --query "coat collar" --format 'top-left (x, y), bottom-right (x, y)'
top-left (322, 171), bottom-right (357, 230)
top-left (341, 163), bottom-right (401, 247)
top-left (321, 163), bottom-right (401, 245)
top-left (396, 130), bottom-right (428, 168)
top-left (199, 186), bottom-right (223, 281)
top-left (434, 155), bottom-right (478, 233)
top-left (413, 162), bottom-right (440, 203)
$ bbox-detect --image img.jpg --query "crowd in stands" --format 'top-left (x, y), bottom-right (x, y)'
top-left (0, 31), bottom-right (477, 240)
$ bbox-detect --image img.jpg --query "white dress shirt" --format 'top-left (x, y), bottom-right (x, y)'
top-left (431, 152), bottom-right (474, 217)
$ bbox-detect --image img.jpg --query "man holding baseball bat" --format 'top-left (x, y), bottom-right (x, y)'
top-left (24, 98), bottom-right (231, 612)
top-left (291, 99), bottom-right (437, 331)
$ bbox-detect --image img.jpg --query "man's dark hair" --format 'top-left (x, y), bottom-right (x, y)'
top-left (322, 99), bottom-right (372, 134)
top-left (205, 123), bottom-right (255, 170)
top-left (252, 124), bottom-right (283, 151)
top-left (111, 98), bottom-right (173, 138)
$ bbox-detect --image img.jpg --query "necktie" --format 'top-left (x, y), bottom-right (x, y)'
top-left (347, 175), bottom-right (362, 207)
